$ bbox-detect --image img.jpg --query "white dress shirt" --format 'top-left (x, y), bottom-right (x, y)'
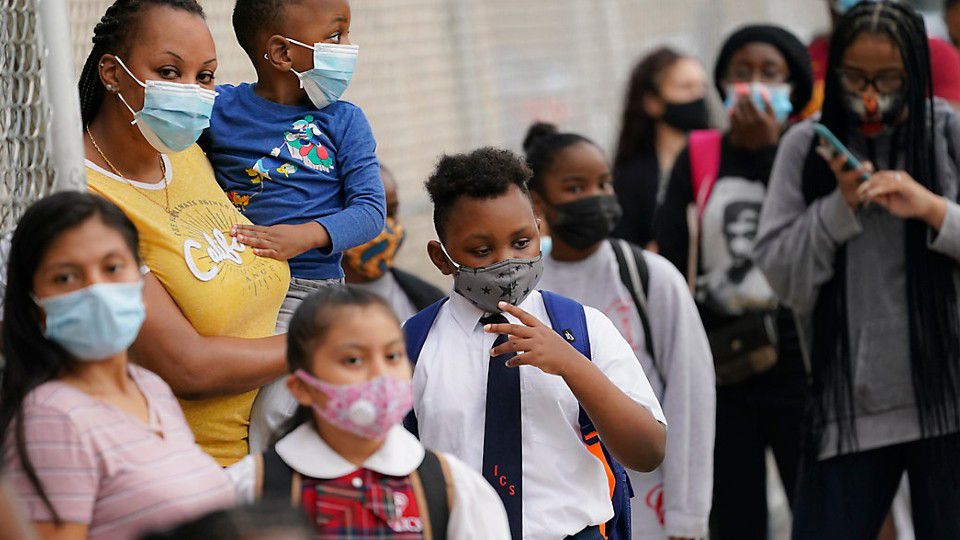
top-left (229, 423), bottom-right (510, 539)
top-left (412, 290), bottom-right (666, 540)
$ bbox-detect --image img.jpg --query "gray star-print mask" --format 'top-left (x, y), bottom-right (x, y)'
top-left (440, 244), bottom-right (543, 314)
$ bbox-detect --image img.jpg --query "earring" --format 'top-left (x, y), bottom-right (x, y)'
top-left (105, 84), bottom-right (116, 92)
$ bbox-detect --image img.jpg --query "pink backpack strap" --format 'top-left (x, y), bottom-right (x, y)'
top-left (688, 129), bottom-right (723, 220)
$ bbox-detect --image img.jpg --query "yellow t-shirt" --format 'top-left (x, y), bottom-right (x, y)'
top-left (87, 145), bottom-right (289, 466)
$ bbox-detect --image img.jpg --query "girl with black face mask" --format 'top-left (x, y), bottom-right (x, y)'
top-left (756, 2), bottom-right (960, 537)
top-left (613, 48), bottom-right (709, 247)
top-left (529, 122), bottom-right (716, 540)
top-left (654, 24), bottom-right (814, 539)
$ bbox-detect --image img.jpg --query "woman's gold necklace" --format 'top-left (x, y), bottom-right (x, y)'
top-left (86, 126), bottom-right (171, 212)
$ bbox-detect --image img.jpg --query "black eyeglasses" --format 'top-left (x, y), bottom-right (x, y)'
top-left (836, 67), bottom-right (907, 94)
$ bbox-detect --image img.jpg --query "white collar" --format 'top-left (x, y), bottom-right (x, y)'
top-left (84, 155), bottom-right (173, 190)
top-left (447, 288), bottom-right (487, 334)
top-left (275, 423), bottom-right (425, 479)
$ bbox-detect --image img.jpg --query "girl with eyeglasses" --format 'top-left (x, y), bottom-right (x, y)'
top-left (756, 2), bottom-right (960, 537)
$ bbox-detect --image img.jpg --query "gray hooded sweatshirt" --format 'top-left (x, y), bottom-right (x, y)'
top-left (754, 101), bottom-right (960, 459)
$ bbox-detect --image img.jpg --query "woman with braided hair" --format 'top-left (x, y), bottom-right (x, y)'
top-left (77, 0), bottom-right (289, 466)
top-left (756, 1), bottom-right (960, 537)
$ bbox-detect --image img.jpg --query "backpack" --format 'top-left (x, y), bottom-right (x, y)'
top-left (608, 238), bottom-right (659, 381)
top-left (688, 129), bottom-right (724, 221)
top-left (685, 129), bottom-right (723, 292)
top-left (256, 446), bottom-right (454, 540)
top-left (402, 291), bottom-right (633, 540)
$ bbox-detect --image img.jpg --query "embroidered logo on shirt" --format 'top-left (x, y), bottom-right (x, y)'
top-left (389, 492), bottom-right (423, 533)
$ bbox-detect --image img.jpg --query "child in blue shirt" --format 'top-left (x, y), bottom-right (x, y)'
top-left (203, 0), bottom-right (385, 450)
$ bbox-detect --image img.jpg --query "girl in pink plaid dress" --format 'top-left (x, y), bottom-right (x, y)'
top-left (228, 286), bottom-right (509, 539)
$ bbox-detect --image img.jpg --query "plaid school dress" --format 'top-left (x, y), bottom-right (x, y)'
top-left (256, 424), bottom-right (455, 540)
top-left (298, 468), bottom-right (426, 539)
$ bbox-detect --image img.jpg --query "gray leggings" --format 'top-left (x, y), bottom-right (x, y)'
top-left (247, 277), bottom-right (342, 454)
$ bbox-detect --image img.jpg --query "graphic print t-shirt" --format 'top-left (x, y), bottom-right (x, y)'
top-left (203, 83), bottom-right (384, 280)
top-left (87, 145), bottom-right (290, 465)
top-left (696, 177), bottom-right (776, 316)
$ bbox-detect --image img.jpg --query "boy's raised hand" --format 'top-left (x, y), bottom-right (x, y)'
top-left (484, 301), bottom-right (587, 377)
top-left (231, 222), bottom-right (331, 261)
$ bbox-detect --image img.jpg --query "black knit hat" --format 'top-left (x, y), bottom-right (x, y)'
top-left (713, 24), bottom-right (814, 112)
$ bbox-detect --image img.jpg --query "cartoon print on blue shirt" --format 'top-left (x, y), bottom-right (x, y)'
top-left (285, 115), bottom-right (334, 173)
top-left (228, 115), bottom-right (333, 212)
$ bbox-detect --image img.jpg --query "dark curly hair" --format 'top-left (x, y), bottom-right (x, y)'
top-left (233, 0), bottom-right (306, 58)
top-left (425, 147), bottom-right (532, 241)
top-left (77, 0), bottom-right (205, 127)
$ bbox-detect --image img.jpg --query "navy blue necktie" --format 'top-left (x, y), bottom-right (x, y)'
top-left (480, 313), bottom-right (522, 539)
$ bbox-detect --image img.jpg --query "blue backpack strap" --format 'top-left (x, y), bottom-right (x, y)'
top-left (539, 291), bottom-right (593, 431)
top-left (540, 291), bottom-right (633, 540)
top-left (402, 297), bottom-right (449, 438)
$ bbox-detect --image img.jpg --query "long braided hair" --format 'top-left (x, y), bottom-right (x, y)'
top-left (801, 1), bottom-right (960, 454)
top-left (77, 0), bottom-right (205, 127)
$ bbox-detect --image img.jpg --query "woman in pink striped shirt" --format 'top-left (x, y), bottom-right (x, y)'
top-left (0, 193), bottom-right (235, 540)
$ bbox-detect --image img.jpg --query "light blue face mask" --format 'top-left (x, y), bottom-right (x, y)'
top-left (286, 38), bottom-right (359, 110)
top-left (114, 56), bottom-right (217, 154)
top-left (540, 235), bottom-right (553, 258)
top-left (38, 281), bottom-right (146, 361)
top-left (724, 82), bottom-right (794, 123)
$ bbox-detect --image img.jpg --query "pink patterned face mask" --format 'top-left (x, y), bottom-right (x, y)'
top-left (294, 370), bottom-right (414, 440)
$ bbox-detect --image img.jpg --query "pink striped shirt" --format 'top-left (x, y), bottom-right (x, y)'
top-left (4, 364), bottom-right (235, 540)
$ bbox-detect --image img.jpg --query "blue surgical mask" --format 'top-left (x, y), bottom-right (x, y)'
top-left (540, 235), bottom-right (553, 258)
top-left (38, 281), bottom-right (146, 361)
top-left (724, 82), bottom-right (794, 123)
top-left (286, 38), bottom-right (359, 109)
top-left (114, 56), bottom-right (217, 154)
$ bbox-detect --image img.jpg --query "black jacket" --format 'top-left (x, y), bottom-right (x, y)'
top-left (612, 151), bottom-right (660, 246)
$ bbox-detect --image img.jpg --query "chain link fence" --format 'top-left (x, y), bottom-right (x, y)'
top-left (0, 0), bottom-right (84, 235)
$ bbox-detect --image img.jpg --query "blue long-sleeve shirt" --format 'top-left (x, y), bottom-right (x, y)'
top-left (205, 83), bottom-right (385, 279)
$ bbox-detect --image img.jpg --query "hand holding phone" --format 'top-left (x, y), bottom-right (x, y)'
top-left (812, 123), bottom-right (871, 182)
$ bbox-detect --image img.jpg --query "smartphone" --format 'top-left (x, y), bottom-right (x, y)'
top-left (812, 123), bottom-right (870, 182)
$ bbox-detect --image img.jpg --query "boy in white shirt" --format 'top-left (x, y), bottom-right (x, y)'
top-left (408, 147), bottom-right (667, 539)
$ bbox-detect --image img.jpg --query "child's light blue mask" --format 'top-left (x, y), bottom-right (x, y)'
top-left (114, 56), bottom-right (216, 154)
top-left (286, 38), bottom-right (359, 110)
top-left (724, 82), bottom-right (794, 123)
